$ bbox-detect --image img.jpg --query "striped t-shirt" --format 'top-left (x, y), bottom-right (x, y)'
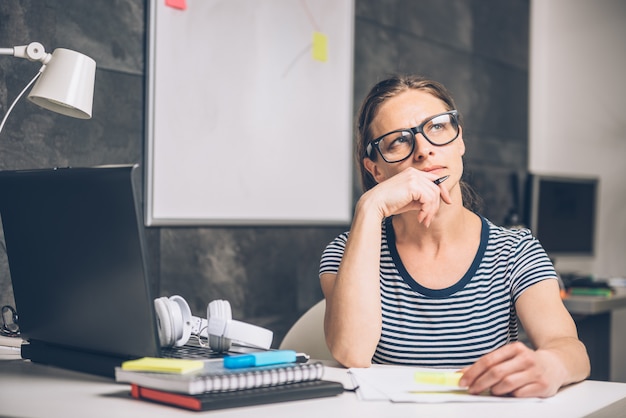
top-left (319, 216), bottom-right (557, 367)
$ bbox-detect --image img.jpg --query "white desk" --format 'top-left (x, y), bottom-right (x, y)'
top-left (1, 359), bottom-right (626, 418)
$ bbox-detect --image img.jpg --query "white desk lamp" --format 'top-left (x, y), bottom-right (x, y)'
top-left (0, 42), bottom-right (96, 136)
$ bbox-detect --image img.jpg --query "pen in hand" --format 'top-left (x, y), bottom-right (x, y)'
top-left (433, 175), bottom-right (449, 185)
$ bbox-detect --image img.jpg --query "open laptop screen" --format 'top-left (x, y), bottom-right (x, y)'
top-left (0, 165), bottom-right (162, 366)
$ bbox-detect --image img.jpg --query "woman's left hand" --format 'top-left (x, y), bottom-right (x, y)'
top-left (458, 342), bottom-right (567, 398)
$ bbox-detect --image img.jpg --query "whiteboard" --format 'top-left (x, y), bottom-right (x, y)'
top-left (145, 0), bottom-right (354, 225)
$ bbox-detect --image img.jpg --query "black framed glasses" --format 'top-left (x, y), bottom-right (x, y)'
top-left (365, 110), bottom-right (460, 163)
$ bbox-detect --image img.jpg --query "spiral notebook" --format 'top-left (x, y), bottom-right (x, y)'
top-left (115, 360), bottom-right (325, 395)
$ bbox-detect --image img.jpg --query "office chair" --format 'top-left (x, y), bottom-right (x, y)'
top-left (279, 299), bottom-right (334, 361)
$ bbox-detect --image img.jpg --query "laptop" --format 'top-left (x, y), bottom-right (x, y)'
top-left (0, 164), bottom-right (220, 377)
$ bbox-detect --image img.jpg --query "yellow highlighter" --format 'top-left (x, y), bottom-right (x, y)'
top-left (414, 370), bottom-right (464, 387)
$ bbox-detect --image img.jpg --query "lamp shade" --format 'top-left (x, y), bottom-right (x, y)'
top-left (27, 48), bottom-right (96, 119)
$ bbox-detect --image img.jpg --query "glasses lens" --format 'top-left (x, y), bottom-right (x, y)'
top-left (422, 112), bottom-right (459, 145)
top-left (378, 131), bottom-right (414, 162)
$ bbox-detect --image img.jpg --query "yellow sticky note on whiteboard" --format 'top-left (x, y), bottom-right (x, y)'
top-left (312, 31), bottom-right (328, 62)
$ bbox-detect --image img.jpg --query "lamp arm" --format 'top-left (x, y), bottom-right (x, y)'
top-left (0, 42), bottom-right (52, 64)
top-left (0, 42), bottom-right (52, 136)
top-left (0, 70), bottom-right (42, 137)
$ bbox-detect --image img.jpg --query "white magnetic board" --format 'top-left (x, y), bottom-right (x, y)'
top-left (145, 0), bottom-right (354, 225)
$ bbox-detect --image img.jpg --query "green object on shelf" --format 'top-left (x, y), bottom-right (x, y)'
top-left (569, 287), bottom-right (613, 297)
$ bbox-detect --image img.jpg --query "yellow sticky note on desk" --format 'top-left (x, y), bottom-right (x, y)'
top-left (121, 357), bottom-right (205, 374)
top-left (414, 370), bottom-right (463, 387)
top-left (312, 31), bottom-right (328, 62)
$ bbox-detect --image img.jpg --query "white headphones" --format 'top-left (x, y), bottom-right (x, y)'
top-left (153, 295), bottom-right (273, 352)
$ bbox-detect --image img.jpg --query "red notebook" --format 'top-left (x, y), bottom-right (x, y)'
top-left (130, 380), bottom-right (344, 411)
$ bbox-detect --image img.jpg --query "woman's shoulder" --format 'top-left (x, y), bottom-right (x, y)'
top-left (320, 230), bottom-right (351, 273)
top-left (483, 216), bottom-right (533, 241)
top-left (324, 230), bottom-right (350, 250)
top-left (326, 217), bottom-right (389, 249)
top-left (481, 216), bottom-right (548, 261)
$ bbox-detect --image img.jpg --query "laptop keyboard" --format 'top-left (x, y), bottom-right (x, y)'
top-left (160, 338), bottom-right (258, 359)
top-left (161, 338), bottom-right (224, 359)
top-left (162, 345), bottom-right (223, 359)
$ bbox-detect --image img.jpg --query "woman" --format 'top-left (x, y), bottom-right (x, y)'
top-left (319, 74), bottom-right (590, 398)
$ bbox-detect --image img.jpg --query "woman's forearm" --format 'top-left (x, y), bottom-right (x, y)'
top-left (322, 197), bottom-right (385, 367)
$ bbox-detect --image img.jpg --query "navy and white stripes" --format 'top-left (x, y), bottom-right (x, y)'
top-left (319, 216), bottom-right (556, 368)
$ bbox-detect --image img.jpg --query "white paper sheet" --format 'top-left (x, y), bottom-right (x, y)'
top-left (349, 365), bottom-right (542, 403)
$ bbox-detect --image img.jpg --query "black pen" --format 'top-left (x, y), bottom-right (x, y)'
top-left (433, 175), bottom-right (449, 185)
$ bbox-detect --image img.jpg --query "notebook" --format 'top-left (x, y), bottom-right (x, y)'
top-left (115, 360), bottom-right (326, 394)
top-left (0, 164), bottom-right (228, 378)
top-left (129, 380), bottom-right (345, 411)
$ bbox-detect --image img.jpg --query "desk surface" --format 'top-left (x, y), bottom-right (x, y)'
top-left (2, 360), bottom-right (626, 418)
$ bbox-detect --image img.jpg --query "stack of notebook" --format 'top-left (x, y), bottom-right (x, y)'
top-left (115, 356), bottom-right (344, 411)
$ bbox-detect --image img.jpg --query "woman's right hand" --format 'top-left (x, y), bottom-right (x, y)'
top-left (360, 167), bottom-right (453, 227)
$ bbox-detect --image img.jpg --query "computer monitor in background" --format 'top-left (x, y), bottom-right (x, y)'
top-left (525, 174), bottom-right (598, 257)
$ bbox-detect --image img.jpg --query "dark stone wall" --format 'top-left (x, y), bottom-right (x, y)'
top-left (0, 0), bottom-right (528, 346)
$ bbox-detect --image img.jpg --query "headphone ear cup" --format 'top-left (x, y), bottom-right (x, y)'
top-left (169, 295), bottom-right (192, 347)
top-left (207, 299), bottom-right (232, 353)
top-left (154, 295), bottom-right (193, 347)
top-left (154, 297), bottom-right (174, 347)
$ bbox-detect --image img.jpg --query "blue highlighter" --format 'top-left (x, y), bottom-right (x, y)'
top-left (223, 350), bottom-right (297, 369)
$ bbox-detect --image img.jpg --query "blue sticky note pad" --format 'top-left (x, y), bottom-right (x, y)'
top-left (224, 350), bottom-right (297, 369)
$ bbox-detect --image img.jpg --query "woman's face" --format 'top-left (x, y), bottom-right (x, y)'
top-left (364, 89), bottom-right (465, 186)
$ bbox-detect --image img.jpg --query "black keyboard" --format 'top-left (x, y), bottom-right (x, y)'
top-left (160, 338), bottom-right (259, 359)
top-left (160, 338), bottom-right (223, 359)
